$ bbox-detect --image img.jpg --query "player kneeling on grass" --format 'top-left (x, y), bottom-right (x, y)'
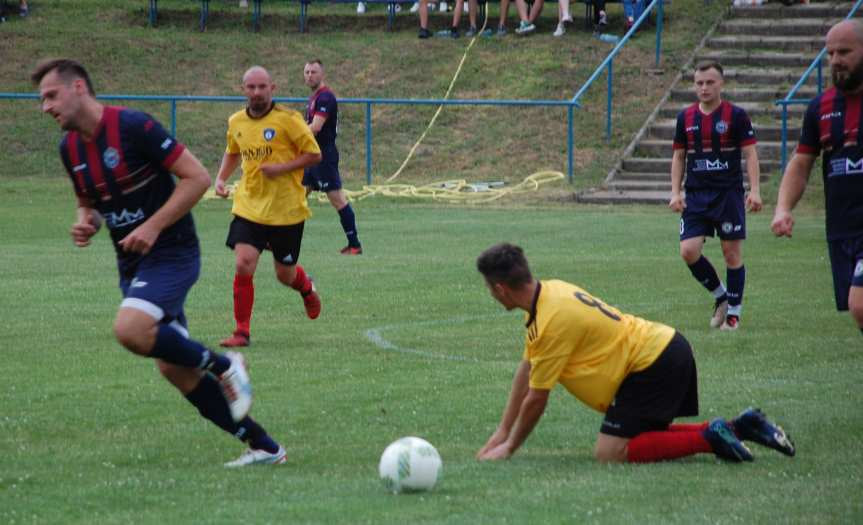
top-left (475, 243), bottom-right (795, 464)
top-left (34, 58), bottom-right (285, 467)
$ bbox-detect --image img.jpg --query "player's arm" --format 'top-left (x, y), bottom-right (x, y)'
top-left (70, 197), bottom-right (100, 248)
top-left (668, 148), bottom-right (686, 212)
top-left (215, 152), bottom-right (241, 198)
top-left (308, 114), bottom-right (326, 135)
top-left (742, 144), bottom-right (762, 212)
top-left (118, 149), bottom-right (210, 254)
top-left (771, 152), bottom-right (816, 238)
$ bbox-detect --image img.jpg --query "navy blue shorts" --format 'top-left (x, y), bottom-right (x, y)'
top-left (118, 242), bottom-right (200, 330)
top-left (827, 234), bottom-right (863, 311)
top-left (600, 331), bottom-right (699, 438)
top-left (226, 215), bottom-right (304, 266)
top-left (303, 147), bottom-right (342, 192)
top-left (680, 187), bottom-right (746, 241)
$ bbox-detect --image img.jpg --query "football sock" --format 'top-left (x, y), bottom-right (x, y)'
top-left (667, 422), bottom-right (709, 432)
top-left (687, 256), bottom-right (725, 299)
top-left (626, 430), bottom-right (712, 463)
top-left (150, 324), bottom-right (231, 375)
top-left (185, 375), bottom-right (279, 453)
top-left (290, 264), bottom-right (313, 295)
top-left (337, 204), bottom-right (360, 248)
top-left (233, 274), bottom-right (254, 337)
top-left (726, 265), bottom-right (745, 317)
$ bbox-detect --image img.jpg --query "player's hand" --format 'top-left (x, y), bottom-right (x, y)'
top-left (214, 178), bottom-right (230, 198)
top-left (476, 427), bottom-right (509, 459)
top-left (260, 163), bottom-right (285, 178)
top-left (668, 193), bottom-right (685, 213)
top-left (119, 223), bottom-right (159, 254)
top-left (70, 221), bottom-right (98, 247)
top-left (771, 209), bottom-right (795, 238)
top-left (477, 442), bottom-right (512, 461)
top-left (746, 190), bottom-right (762, 213)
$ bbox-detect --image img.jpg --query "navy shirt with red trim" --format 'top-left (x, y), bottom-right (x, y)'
top-left (306, 87), bottom-right (338, 151)
top-left (58, 106), bottom-right (198, 272)
top-left (673, 101), bottom-right (757, 190)
top-left (797, 87), bottom-right (863, 240)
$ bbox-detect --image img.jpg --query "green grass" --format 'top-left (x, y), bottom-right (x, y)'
top-left (1, 177), bottom-right (861, 524)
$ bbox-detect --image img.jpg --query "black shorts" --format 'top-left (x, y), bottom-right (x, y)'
top-left (303, 146), bottom-right (342, 192)
top-left (827, 234), bottom-right (863, 311)
top-left (226, 215), bottom-right (304, 266)
top-left (600, 331), bottom-right (699, 438)
top-left (680, 187), bottom-right (746, 241)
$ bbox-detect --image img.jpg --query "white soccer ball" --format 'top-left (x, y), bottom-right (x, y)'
top-left (378, 436), bottom-right (443, 494)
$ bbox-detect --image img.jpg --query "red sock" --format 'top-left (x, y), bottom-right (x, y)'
top-left (668, 421), bottom-right (709, 432)
top-left (290, 264), bottom-right (312, 295)
top-left (233, 274), bottom-right (254, 336)
top-left (626, 430), bottom-right (712, 463)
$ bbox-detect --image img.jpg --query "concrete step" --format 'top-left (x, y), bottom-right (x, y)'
top-left (707, 35), bottom-right (825, 52)
top-left (669, 87), bottom-right (819, 103)
top-left (635, 139), bottom-right (791, 160)
top-left (682, 67), bottom-right (820, 85)
top-left (694, 51), bottom-right (826, 68)
top-left (647, 118), bottom-right (801, 141)
top-left (731, 3), bottom-right (863, 19)
top-left (719, 18), bottom-right (836, 36)
top-left (576, 189), bottom-right (671, 205)
top-left (659, 101), bottom-right (805, 119)
top-left (622, 157), bottom-right (780, 173)
top-left (606, 179), bottom-right (763, 192)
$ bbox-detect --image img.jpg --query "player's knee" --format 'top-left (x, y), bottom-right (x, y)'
top-left (679, 245), bottom-right (700, 264)
top-left (593, 441), bottom-right (627, 463)
top-left (275, 264), bottom-right (297, 286)
top-left (849, 300), bottom-right (863, 327)
top-left (113, 318), bottom-right (150, 355)
top-left (235, 257), bottom-right (257, 275)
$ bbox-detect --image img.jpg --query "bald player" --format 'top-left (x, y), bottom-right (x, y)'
top-left (215, 66), bottom-right (323, 348)
top-left (772, 20), bottom-right (863, 335)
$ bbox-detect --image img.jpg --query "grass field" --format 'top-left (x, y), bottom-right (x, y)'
top-left (1, 177), bottom-right (861, 524)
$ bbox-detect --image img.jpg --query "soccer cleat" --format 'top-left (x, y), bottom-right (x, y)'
top-left (219, 352), bottom-right (253, 422)
top-left (515, 20), bottom-right (535, 35)
top-left (302, 279), bottom-right (321, 319)
top-left (496, 25), bottom-right (507, 36)
top-left (710, 299), bottom-right (728, 328)
top-left (720, 315), bottom-right (739, 331)
top-left (703, 418), bottom-right (753, 462)
top-left (733, 408), bottom-right (796, 457)
top-left (418, 27), bottom-right (432, 39)
top-left (340, 245), bottom-right (363, 255)
top-left (224, 446), bottom-right (287, 468)
top-left (465, 26), bottom-right (477, 37)
top-left (436, 27), bottom-right (459, 38)
top-left (220, 332), bottom-right (250, 348)
top-left (553, 23), bottom-right (565, 37)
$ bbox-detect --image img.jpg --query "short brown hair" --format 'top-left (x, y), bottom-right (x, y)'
top-left (477, 243), bottom-right (533, 288)
top-left (694, 60), bottom-right (723, 78)
top-left (31, 59), bottom-right (95, 95)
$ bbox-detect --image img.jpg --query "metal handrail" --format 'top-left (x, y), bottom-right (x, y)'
top-left (776, 0), bottom-right (863, 172)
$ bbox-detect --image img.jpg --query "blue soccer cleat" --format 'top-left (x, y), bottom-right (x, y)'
top-left (703, 418), bottom-right (753, 462)
top-left (733, 407), bottom-right (796, 457)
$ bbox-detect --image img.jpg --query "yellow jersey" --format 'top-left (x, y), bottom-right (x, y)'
top-left (523, 280), bottom-right (675, 413)
top-left (225, 104), bottom-right (321, 226)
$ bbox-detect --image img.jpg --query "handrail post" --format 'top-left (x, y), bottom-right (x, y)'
top-left (171, 99), bottom-right (177, 137)
top-left (567, 104), bottom-right (574, 183)
top-left (365, 102), bottom-right (372, 185)
top-left (655, 0), bottom-right (664, 68)
top-left (780, 103), bottom-right (788, 174)
top-left (817, 58), bottom-right (823, 96)
top-left (606, 61), bottom-right (613, 142)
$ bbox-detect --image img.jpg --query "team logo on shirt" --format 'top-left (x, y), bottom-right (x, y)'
top-left (103, 147), bottom-right (120, 169)
top-left (855, 261), bottom-right (863, 278)
top-left (829, 157), bottom-right (863, 177)
top-left (693, 159), bottom-right (729, 172)
top-left (263, 128), bottom-right (276, 141)
top-left (714, 120), bottom-right (728, 134)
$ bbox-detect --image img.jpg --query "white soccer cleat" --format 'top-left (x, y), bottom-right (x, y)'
top-left (225, 446), bottom-right (287, 468)
top-left (553, 23), bottom-right (565, 37)
top-left (219, 351), bottom-right (253, 422)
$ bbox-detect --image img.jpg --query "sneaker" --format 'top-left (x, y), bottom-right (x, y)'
top-left (562, 12), bottom-right (573, 24)
top-left (465, 26), bottom-right (477, 37)
top-left (340, 245), bottom-right (363, 255)
top-left (418, 27), bottom-right (432, 38)
top-left (224, 446), bottom-right (287, 468)
top-left (515, 20), bottom-right (535, 35)
top-left (720, 315), bottom-right (739, 331)
top-left (710, 299), bottom-right (728, 328)
top-left (219, 351), bottom-right (253, 422)
top-left (357, 2), bottom-right (366, 13)
top-left (496, 25), bottom-right (507, 36)
top-left (597, 10), bottom-right (608, 27)
top-left (436, 27), bottom-right (459, 38)
top-left (302, 279), bottom-right (321, 319)
top-left (733, 408), bottom-right (796, 457)
top-left (553, 23), bottom-right (565, 37)
top-left (220, 332), bottom-right (250, 348)
top-left (439, 1), bottom-right (447, 12)
top-left (410, 1), bottom-right (420, 12)
top-left (703, 418), bottom-right (753, 462)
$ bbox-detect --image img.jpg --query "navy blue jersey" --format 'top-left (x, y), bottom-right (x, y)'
top-left (307, 86), bottom-right (338, 150)
top-left (673, 101), bottom-right (756, 190)
top-left (59, 106), bottom-right (197, 273)
top-left (797, 87), bottom-right (863, 240)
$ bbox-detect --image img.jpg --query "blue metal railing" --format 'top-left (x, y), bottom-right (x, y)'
top-left (1, 93), bottom-right (580, 183)
top-left (572, 0), bottom-right (665, 141)
top-left (776, 0), bottom-right (863, 172)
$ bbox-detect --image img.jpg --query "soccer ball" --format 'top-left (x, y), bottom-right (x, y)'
top-left (378, 436), bottom-right (442, 494)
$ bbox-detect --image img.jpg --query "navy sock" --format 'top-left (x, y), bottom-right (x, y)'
top-left (185, 375), bottom-right (279, 453)
top-left (687, 256), bottom-right (725, 298)
top-left (150, 324), bottom-right (230, 375)
top-left (338, 204), bottom-right (360, 247)
top-left (726, 265), bottom-right (745, 317)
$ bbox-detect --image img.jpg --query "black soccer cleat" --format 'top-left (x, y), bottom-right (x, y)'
top-left (733, 407), bottom-right (796, 457)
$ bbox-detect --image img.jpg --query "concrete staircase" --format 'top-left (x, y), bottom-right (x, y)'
top-left (577, 1), bottom-right (857, 205)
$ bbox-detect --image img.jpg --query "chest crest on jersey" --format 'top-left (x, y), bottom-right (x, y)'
top-left (263, 128), bottom-right (276, 141)
top-left (103, 147), bottom-right (121, 169)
